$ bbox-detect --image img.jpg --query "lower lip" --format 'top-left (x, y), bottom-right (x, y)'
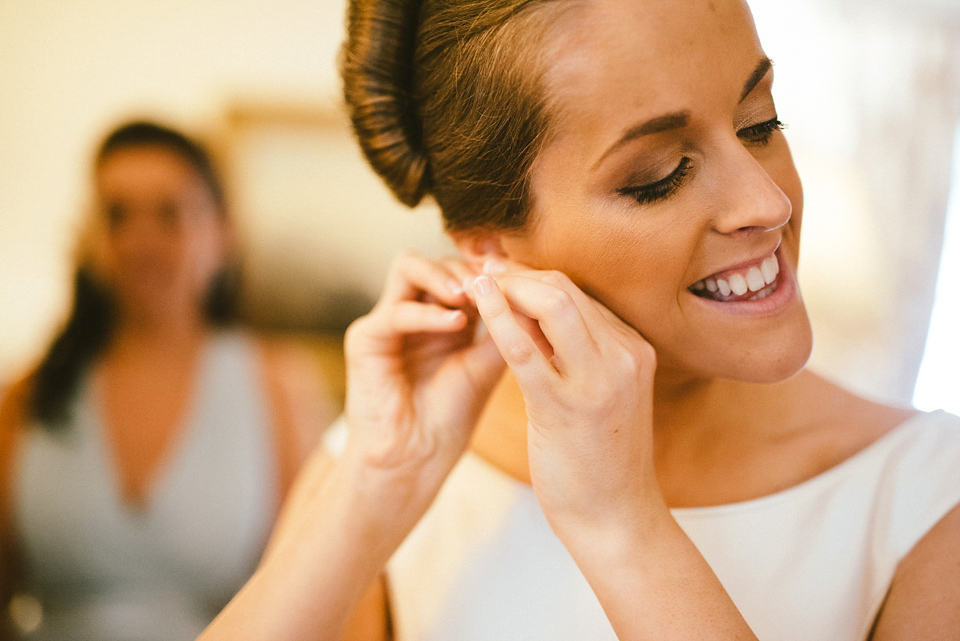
top-left (688, 250), bottom-right (797, 317)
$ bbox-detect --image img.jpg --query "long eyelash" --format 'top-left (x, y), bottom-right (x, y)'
top-left (738, 118), bottom-right (785, 146)
top-left (617, 157), bottom-right (693, 206)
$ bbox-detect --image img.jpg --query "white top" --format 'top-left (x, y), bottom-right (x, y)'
top-left (386, 410), bottom-right (960, 641)
top-left (14, 331), bottom-right (278, 641)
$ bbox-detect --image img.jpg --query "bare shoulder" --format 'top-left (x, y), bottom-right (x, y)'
top-left (791, 374), bottom-right (960, 638)
top-left (0, 377), bottom-right (32, 592)
top-left (254, 333), bottom-right (339, 459)
top-left (869, 501), bottom-right (960, 640)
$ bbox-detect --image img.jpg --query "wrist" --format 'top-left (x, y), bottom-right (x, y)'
top-left (336, 442), bottom-right (448, 547)
top-left (549, 493), bottom-right (678, 571)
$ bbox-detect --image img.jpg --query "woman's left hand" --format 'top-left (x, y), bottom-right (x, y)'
top-left (472, 261), bottom-right (666, 542)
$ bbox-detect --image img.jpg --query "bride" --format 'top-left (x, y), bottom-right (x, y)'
top-left (202, 0), bottom-right (960, 639)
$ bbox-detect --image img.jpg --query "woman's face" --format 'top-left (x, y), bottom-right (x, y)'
top-left (495, 0), bottom-right (811, 384)
top-left (92, 146), bottom-right (227, 323)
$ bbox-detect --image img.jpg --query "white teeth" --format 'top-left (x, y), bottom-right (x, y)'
top-left (729, 273), bottom-right (748, 296)
top-left (761, 255), bottom-right (778, 284)
top-left (746, 266), bottom-right (765, 292)
top-left (691, 252), bottom-right (780, 300)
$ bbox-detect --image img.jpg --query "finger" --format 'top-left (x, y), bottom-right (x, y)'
top-left (376, 301), bottom-right (468, 335)
top-left (492, 273), bottom-right (597, 375)
top-left (473, 275), bottom-right (557, 387)
top-left (380, 251), bottom-right (468, 308)
top-left (441, 256), bottom-right (481, 289)
top-left (494, 267), bottom-right (639, 347)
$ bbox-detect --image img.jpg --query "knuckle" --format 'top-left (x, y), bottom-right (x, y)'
top-left (345, 315), bottom-right (367, 339)
top-left (505, 339), bottom-right (537, 366)
top-left (542, 288), bottom-right (573, 316)
top-left (390, 250), bottom-right (424, 276)
top-left (617, 341), bottom-right (655, 377)
top-left (541, 270), bottom-right (571, 289)
top-left (633, 340), bottom-right (657, 367)
top-left (343, 316), bottom-right (370, 352)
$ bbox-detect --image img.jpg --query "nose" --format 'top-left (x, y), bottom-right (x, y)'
top-left (710, 144), bottom-right (792, 237)
top-left (112, 208), bottom-right (168, 259)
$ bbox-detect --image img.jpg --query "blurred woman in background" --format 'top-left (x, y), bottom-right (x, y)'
top-left (0, 121), bottom-right (332, 641)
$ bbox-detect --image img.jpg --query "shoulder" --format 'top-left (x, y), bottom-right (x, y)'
top-left (779, 374), bottom-right (960, 534)
top-left (250, 333), bottom-right (340, 496)
top-left (0, 375), bottom-right (34, 458)
top-left (0, 375), bottom-right (33, 542)
top-left (781, 371), bottom-right (923, 472)
top-left (252, 332), bottom-right (339, 433)
top-left (870, 499), bottom-right (960, 639)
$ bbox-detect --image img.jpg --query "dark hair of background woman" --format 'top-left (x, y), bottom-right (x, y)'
top-left (29, 121), bottom-right (239, 430)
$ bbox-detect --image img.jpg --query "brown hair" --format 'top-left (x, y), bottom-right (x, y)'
top-left (341, 0), bottom-right (576, 231)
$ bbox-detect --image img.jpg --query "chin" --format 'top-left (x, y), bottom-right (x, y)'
top-left (658, 310), bottom-right (814, 387)
top-left (721, 320), bottom-right (814, 385)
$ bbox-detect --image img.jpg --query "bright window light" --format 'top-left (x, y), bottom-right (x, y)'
top-left (913, 126), bottom-right (960, 414)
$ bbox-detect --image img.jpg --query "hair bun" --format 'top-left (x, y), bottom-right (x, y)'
top-left (341, 0), bottom-right (431, 207)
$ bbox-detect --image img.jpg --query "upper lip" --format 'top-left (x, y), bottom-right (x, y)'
top-left (690, 240), bottom-right (782, 286)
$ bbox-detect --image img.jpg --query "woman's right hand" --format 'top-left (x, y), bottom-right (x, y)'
top-left (201, 255), bottom-right (504, 641)
top-left (341, 252), bottom-right (506, 526)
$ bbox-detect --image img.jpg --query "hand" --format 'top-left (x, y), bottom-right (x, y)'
top-left (342, 252), bottom-right (506, 521)
top-left (472, 262), bottom-right (664, 540)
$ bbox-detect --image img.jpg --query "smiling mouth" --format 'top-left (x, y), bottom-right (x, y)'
top-left (689, 252), bottom-right (780, 302)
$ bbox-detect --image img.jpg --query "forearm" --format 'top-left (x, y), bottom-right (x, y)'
top-left (564, 513), bottom-right (757, 641)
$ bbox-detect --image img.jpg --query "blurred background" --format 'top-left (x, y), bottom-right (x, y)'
top-left (1, 0), bottom-right (959, 411)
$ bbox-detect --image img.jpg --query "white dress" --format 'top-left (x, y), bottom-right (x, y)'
top-left (385, 410), bottom-right (960, 641)
top-left (13, 331), bottom-right (278, 641)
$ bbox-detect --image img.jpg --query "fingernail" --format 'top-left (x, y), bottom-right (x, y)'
top-left (445, 310), bottom-right (464, 322)
top-left (474, 275), bottom-right (493, 296)
top-left (482, 258), bottom-right (507, 275)
top-left (448, 279), bottom-right (464, 296)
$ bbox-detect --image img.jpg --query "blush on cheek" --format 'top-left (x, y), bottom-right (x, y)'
top-left (557, 223), bottom-right (668, 301)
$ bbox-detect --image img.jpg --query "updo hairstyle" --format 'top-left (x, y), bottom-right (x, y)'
top-left (341, 0), bottom-right (575, 231)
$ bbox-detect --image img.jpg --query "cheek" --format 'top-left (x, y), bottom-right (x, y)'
top-left (508, 204), bottom-right (689, 326)
top-left (185, 224), bottom-right (226, 279)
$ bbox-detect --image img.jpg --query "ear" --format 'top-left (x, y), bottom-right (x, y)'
top-left (450, 230), bottom-right (509, 272)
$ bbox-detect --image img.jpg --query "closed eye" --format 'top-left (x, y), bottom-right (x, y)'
top-left (738, 118), bottom-right (784, 146)
top-left (617, 157), bottom-right (693, 206)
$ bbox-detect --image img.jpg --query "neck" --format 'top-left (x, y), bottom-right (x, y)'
top-left (470, 367), bottom-right (805, 486)
top-left (111, 307), bottom-right (209, 354)
top-left (649, 371), bottom-right (787, 459)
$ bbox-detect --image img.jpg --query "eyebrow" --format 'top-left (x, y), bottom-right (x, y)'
top-left (592, 56), bottom-right (774, 171)
top-left (740, 56), bottom-right (773, 102)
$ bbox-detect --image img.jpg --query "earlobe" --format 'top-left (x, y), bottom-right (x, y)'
top-left (451, 230), bottom-right (509, 272)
